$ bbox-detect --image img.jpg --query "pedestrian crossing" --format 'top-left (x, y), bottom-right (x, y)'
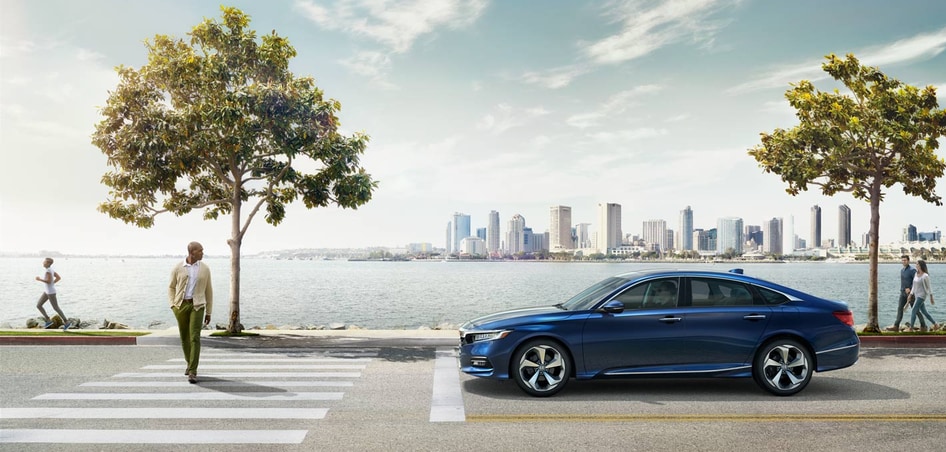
top-left (0, 348), bottom-right (378, 445)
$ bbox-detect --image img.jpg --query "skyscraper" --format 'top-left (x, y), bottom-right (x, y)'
top-left (487, 210), bottom-right (501, 254)
top-left (763, 217), bottom-right (783, 254)
top-left (445, 222), bottom-right (451, 253)
top-left (643, 219), bottom-right (668, 253)
top-left (597, 202), bottom-right (622, 253)
top-left (717, 217), bottom-right (744, 254)
top-left (506, 214), bottom-right (526, 254)
top-left (575, 223), bottom-right (591, 249)
top-left (549, 205), bottom-right (574, 249)
top-left (810, 205), bottom-right (822, 249)
top-left (452, 212), bottom-right (471, 254)
top-left (838, 204), bottom-right (852, 247)
top-left (679, 206), bottom-right (694, 251)
top-left (903, 224), bottom-right (918, 242)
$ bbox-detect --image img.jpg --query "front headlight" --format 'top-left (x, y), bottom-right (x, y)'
top-left (463, 330), bottom-right (510, 344)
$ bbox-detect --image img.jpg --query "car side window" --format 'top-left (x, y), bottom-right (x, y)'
top-left (690, 278), bottom-right (755, 307)
top-left (612, 284), bottom-right (646, 310)
top-left (642, 279), bottom-right (678, 309)
top-left (757, 286), bottom-right (790, 305)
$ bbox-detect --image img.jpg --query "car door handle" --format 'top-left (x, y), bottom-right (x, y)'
top-left (743, 314), bottom-right (767, 321)
top-left (659, 317), bottom-right (683, 323)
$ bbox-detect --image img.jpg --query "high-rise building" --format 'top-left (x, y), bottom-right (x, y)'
top-left (476, 228), bottom-right (486, 241)
top-left (838, 204), bottom-right (852, 247)
top-left (643, 219), bottom-right (668, 253)
top-left (549, 205), bottom-right (574, 250)
top-left (487, 210), bottom-right (501, 254)
top-left (810, 205), bottom-right (822, 249)
top-left (506, 214), bottom-right (526, 254)
top-left (452, 212), bottom-right (471, 253)
top-left (717, 217), bottom-right (744, 254)
top-left (679, 206), bottom-right (694, 251)
top-left (597, 202), bottom-right (622, 253)
top-left (903, 224), bottom-right (918, 242)
top-left (763, 217), bottom-right (783, 254)
top-left (445, 222), bottom-right (452, 253)
top-left (575, 223), bottom-right (591, 249)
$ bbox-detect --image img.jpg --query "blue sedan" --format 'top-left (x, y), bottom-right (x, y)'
top-left (458, 269), bottom-right (859, 396)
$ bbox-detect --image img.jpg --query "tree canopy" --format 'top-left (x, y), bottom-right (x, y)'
top-left (749, 53), bottom-right (945, 332)
top-left (92, 6), bottom-right (377, 332)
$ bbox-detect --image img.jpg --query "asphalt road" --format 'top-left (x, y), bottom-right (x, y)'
top-left (1, 341), bottom-right (945, 452)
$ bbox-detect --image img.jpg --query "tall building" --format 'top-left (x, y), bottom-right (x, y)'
top-left (903, 224), bottom-right (918, 242)
top-left (476, 228), bottom-right (486, 241)
top-left (597, 202), bottom-right (622, 253)
top-left (678, 206), bottom-right (694, 251)
top-left (717, 217), bottom-right (744, 254)
top-left (575, 223), bottom-right (591, 248)
top-left (763, 217), bottom-right (783, 254)
top-left (810, 205), bottom-right (822, 249)
top-left (506, 214), bottom-right (526, 254)
top-left (445, 222), bottom-right (452, 253)
top-left (643, 219), bottom-right (668, 253)
top-left (452, 212), bottom-right (471, 253)
top-left (838, 204), bottom-right (852, 247)
top-left (487, 210), bottom-right (501, 254)
top-left (549, 205), bottom-right (574, 250)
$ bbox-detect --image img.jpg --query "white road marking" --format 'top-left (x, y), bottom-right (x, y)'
top-left (33, 392), bottom-right (344, 401)
top-left (0, 408), bottom-right (328, 419)
top-left (167, 358), bottom-right (372, 363)
top-left (81, 381), bottom-right (354, 388)
top-left (0, 429), bottom-right (308, 444)
top-left (429, 347), bottom-right (465, 422)
top-left (114, 372), bottom-right (361, 378)
top-left (142, 364), bottom-right (366, 370)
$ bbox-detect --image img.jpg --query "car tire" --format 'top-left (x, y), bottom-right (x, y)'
top-left (753, 338), bottom-right (813, 396)
top-left (511, 339), bottom-right (571, 397)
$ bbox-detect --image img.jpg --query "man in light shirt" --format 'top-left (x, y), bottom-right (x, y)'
top-left (168, 241), bottom-right (213, 384)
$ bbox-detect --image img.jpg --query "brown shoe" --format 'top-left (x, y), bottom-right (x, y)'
top-left (188, 372), bottom-right (197, 384)
top-left (884, 325), bottom-right (900, 332)
top-left (919, 326), bottom-right (928, 332)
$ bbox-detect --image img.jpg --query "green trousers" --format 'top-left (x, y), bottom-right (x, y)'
top-left (172, 302), bottom-right (204, 375)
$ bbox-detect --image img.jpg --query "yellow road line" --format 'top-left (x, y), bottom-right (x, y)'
top-left (467, 414), bottom-right (946, 423)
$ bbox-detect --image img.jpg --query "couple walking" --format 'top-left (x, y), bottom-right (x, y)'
top-left (887, 256), bottom-right (938, 332)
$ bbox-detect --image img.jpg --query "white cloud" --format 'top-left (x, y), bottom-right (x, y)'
top-left (339, 50), bottom-right (397, 88)
top-left (476, 103), bottom-right (550, 135)
top-left (294, 0), bottom-right (488, 54)
top-left (730, 26), bottom-right (946, 93)
top-left (584, 0), bottom-right (738, 65)
top-left (665, 113), bottom-right (689, 122)
top-left (519, 65), bottom-right (590, 89)
top-left (587, 127), bottom-right (667, 143)
top-left (566, 84), bottom-right (663, 129)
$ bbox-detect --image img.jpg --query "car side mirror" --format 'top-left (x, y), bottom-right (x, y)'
top-left (599, 300), bottom-right (625, 314)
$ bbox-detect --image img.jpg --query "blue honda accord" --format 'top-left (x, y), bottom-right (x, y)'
top-left (458, 269), bottom-right (859, 397)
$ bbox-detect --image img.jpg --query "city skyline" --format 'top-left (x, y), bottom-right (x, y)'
top-left (2, 1), bottom-right (944, 256)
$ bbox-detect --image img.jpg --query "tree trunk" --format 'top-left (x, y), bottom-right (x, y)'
top-left (864, 187), bottom-right (882, 333)
top-left (227, 188), bottom-right (243, 334)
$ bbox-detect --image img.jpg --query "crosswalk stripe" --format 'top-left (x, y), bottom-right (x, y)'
top-left (0, 408), bottom-right (328, 419)
top-left (0, 429), bottom-right (308, 444)
top-left (81, 381), bottom-right (354, 388)
top-left (114, 372), bottom-right (361, 378)
top-left (143, 364), bottom-right (366, 370)
top-left (198, 351), bottom-right (378, 357)
top-left (33, 392), bottom-right (344, 401)
top-left (430, 347), bottom-right (465, 422)
top-left (167, 358), bottom-right (372, 363)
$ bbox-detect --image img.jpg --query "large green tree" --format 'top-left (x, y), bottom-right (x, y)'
top-left (92, 7), bottom-right (377, 333)
top-left (749, 54), bottom-right (945, 332)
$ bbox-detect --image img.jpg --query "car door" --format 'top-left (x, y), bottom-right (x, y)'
top-left (580, 278), bottom-right (686, 375)
top-left (679, 277), bottom-right (773, 369)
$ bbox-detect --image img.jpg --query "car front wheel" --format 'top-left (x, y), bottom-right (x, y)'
top-left (753, 339), bottom-right (812, 396)
top-left (512, 339), bottom-right (571, 397)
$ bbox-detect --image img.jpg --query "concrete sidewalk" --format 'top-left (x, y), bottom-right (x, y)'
top-left (0, 328), bottom-right (943, 348)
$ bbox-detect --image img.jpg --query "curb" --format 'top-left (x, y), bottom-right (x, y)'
top-left (0, 335), bottom-right (139, 346)
top-left (858, 335), bottom-right (946, 348)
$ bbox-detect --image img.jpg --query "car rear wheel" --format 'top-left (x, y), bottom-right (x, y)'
top-left (512, 339), bottom-right (570, 397)
top-left (753, 339), bottom-right (812, 396)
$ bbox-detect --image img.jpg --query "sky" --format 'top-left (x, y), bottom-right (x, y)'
top-left (1, 0), bottom-right (945, 256)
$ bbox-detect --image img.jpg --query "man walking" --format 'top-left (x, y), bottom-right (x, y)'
top-left (169, 241), bottom-right (213, 383)
top-left (35, 257), bottom-right (70, 330)
top-left (886, 255), bottom-right (922, 332)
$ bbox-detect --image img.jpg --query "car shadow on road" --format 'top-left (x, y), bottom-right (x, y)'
top-left (462, 376), bottom-right (906, 402)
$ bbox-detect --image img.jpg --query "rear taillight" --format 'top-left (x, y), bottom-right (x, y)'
top-left (833, 311), bottom-right (854, 327)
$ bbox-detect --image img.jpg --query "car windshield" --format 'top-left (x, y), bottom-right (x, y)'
top-left (560, 276), bottom-right (631, 311)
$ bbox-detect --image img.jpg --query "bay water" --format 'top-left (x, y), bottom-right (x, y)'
top-left (1, 257), bottom-right (942, 330)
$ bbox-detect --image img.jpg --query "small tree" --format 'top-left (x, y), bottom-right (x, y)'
top-left (92, 7), bottom-right (377, 333)
top-left (749, 54), bottom-right (945, 332)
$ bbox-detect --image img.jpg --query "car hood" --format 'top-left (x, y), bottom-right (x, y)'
top-left (462, 306), bottom-right (567, 330)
